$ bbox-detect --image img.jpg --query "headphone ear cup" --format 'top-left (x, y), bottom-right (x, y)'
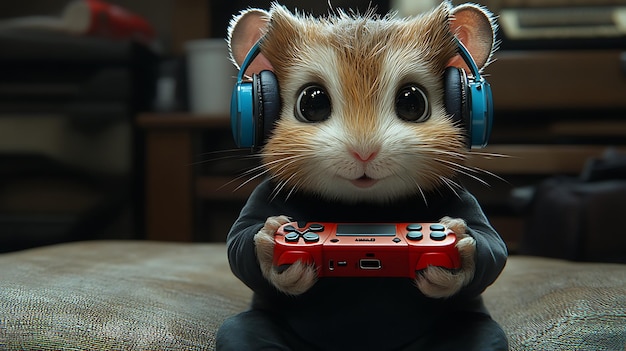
top-left (255, 70), bottom-right (281, 145)
top-left (467, 77), bottom-right (493, 149)
top-left (230, 79), bottom-right (255, 148)
top-left (444, 67), bottom-right (471, 147)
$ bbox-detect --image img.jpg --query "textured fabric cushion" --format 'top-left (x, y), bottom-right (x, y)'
top-left (0, 241), bottom-right (251, 350)
top-left (0, 241), bottom-right (625, 350)
top-left (484, 256), bottom-right (626, 351)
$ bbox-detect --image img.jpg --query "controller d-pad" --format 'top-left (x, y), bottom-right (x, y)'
top-left (308, 223), bottom-right (325, 232)
top-left (285, 232), bottom-right (301, 242)
top-left (283, 225), bottom-right (297, 233)
top-left (302, 233), bottom-right (320, 242)
top-left (406, 231), bottom-right (423, 241)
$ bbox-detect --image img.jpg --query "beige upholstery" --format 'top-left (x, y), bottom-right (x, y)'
top-left (1, 241), bottom-right (624, 350)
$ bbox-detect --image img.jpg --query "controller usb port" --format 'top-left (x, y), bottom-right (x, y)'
top-left (359, 259), bottom-right (382, 270)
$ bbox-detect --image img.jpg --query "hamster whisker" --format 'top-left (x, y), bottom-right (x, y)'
top-left (436, 157), bottom-right (508, 185)
top-left (259, 154), bottom-right (306, 171)
top-left (394, 165), bottom-right (429, 206)
top-left (416, 145), bottom-right (467, 158)
top-left (238, 162), bottom-right (273, 178)
top-left (224, 154), bottom-right (307, 192)
top-left (434, 158), bottom-right (491, 187)
top-left (467, 151), bottom-right (511, 159)
top-left (189, 149), bottom-right (259, 166)
top-left (440, 175), bottom-right (462, 189)
top-left (285, 181), bottom-right (301, 200)
top-left (213, 166), bottom-right (270, 195)
top-left (264, 154), bottom-right (314, 183)
top-left (266, 154), bottom-right (313, 173)
top-left (435, 158), bottom-right (483, 175)
top-left (194, 148), bottom-right (250, 157)
top-left (468, 166), bottom-right (508, 184)
top-left (232, 168), bottom-right (273, 192)
top-left (270, 179), bottom-right (288, 200)
top-left (426, 149), bottom-right (467, 161)
top-left (224, 161), bottom-right (279, 190)
top-left (260, 150), bottom-right (316, 157)
top-left (270, 173), bottom-right (294, 197)
top-left (237, 157), bottom-right (305, 193)
top-left (270, 172), bottom-right (301, 201)
top-left (438, 176), bottom-right (463, 199)
top-left (415, 180), bottom-right (428, 206)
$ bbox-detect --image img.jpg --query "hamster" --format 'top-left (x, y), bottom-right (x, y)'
top-left (218, 2), bottom-right (508, 351)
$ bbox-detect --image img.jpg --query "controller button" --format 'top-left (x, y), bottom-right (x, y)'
top-left (283, 225), bottom-right (297, 233)
top-left (392, 237), bottom-right (401, 243)
top-left (429, 224), bottom-right (446, 231)
top-left (285, 233), bottom-right (300, 242)
top-left (407, 224), bottom-right (422, 231)
top-left (302, 233), bottom-right (320, 242)
top-left (430, 231), bottom-right (447, 241)
top-left (406, 231), bottom-right (423, 241)
top-left (308, 223), bottom-right (325, 232)
top-left (330, 239), bottom-right (339, 243)
top-left (297, 221), bottom-right (307, 229)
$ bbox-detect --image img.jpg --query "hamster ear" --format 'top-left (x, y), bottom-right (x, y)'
top-left (447, 4), bottom-right (496, 71)
top-left (228, 9), bottom-right (274, 76)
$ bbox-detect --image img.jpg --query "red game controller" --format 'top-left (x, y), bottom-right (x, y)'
top-left (273, 222), bottom-right (461, 278)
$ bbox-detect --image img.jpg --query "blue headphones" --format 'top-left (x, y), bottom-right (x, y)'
top-left (445, 38), bottom-right (493, 149)
top-left (231, 37), bottom-right (493, 149)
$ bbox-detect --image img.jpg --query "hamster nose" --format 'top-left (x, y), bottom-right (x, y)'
top-left (351, 150), bottom-right (378, 163)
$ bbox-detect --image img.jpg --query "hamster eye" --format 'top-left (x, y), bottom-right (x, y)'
top-left (295, 85), bottom-right (331, 122)
top-left (395, 84), bottom-right (430, 122)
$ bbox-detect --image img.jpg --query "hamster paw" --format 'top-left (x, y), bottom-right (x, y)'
top-left (254, 215), bottom-right (318, 295)
top-left (414, 217), bottom-right (476, 298)
top-left (439, 216), bottom-right (468, 237)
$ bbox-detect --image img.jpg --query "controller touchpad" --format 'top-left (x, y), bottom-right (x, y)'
top-left (336, 224), bottom-right (396, 236)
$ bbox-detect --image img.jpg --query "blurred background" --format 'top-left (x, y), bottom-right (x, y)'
top-left (1, 0), bottom-right (625, 263)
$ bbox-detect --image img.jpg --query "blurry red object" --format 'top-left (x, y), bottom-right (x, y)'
top-left (63, 0), bottom-right (155, 45)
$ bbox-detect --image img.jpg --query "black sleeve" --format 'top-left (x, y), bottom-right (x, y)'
top-left (445, 189), bottom-right (508, 299)
top-left (225, 180), bottom-right (283, 296)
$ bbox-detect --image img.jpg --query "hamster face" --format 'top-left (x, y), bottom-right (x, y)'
top-left (230, 3), bottom-right (496, 203)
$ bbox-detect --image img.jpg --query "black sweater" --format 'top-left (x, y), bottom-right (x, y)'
top-left (227, 178), bottom-right (507, 350)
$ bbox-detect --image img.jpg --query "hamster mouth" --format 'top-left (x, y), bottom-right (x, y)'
top-left (350, 175), bottom-right (379, 189)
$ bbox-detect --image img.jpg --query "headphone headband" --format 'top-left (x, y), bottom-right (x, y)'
top-left (238, 37), bottom-right (482, 82)
top-left (231, 35), bottom-right (492, 149)
top-left (454, 37), bottom-right (482, 80)
top-left (237, 39), bottom-right (264, 81)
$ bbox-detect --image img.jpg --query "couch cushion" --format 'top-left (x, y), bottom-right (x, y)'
top-left (0, 241), bottom-right (624, 350)
top-left (0, 241), bottom-right (251, 350)
top-left (484, 256), bottom-right (626, 351)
